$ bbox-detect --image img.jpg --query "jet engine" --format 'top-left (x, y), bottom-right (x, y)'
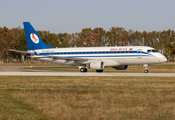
top-left (90, 61), bottom-right (104, 70)
top-left (113, 65), bottom-right (128, 70)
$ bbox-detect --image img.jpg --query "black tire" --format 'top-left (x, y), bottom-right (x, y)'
top-left (80, 68), bottom-right (85, 72)
top-left (84, 68), bottom-right (87, 72)
top-left (144, 70), bottom-right (148, 73)
top-left (80, 68), bottom-right (87, 72)
top-left (96, 69), bottom-right (103, 73)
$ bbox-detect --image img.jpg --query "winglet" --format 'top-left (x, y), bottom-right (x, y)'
top-left (23, 22), bottom-right (53, 50)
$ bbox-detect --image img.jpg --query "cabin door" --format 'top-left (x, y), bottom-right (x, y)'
top-left (137, 49), bottom-right (142, 59)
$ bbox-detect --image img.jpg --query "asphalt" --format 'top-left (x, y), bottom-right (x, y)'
top-left (0, 71), bottom-right (175, 76)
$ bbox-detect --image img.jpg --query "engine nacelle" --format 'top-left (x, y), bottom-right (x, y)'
top-left (113, 65), bottom-right (128, 70)
top-left (90, 61), bottom-right (104, 70)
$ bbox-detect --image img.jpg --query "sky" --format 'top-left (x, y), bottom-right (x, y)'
top-left (0, 0), bottom-right (175, 33)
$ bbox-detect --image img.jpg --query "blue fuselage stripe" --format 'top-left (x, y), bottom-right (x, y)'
top-left (38, 51), bottom-right (149, 55)
top-left (34, 50), bottom-right (154, 59)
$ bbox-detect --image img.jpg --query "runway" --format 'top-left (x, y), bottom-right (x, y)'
top-left (0, 66), bottom-right (175, 76)
top-left (0, 72), bottom-right (175, 76)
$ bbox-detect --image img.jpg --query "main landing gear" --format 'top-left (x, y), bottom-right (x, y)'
top-left (80, 67), bottom-right (87, 72)
top-left (96, 69), bottom-right (103, 73)
top-left (143, 64), bottom-right (149, 73)
top-left (79, 67), bottom-right (104, 73)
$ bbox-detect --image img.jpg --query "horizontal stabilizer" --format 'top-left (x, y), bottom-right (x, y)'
top-left (8, 49), bottom-right (35, 55)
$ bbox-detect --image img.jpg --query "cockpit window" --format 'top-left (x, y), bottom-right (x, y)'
top-left (147, 50), bottom-right (152, 53)
top-left (152, 49), bottom-right (158, 52)
top-left (147, 49), bottom-right (159, 53)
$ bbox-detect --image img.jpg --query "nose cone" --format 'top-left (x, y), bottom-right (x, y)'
top-left (158, 55), bottom-right (167, 63)
top-left (161, 56), bottom-right (167, 62)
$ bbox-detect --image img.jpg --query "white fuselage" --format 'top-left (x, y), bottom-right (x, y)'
top-left (29, 46), bottom-right (167, 67)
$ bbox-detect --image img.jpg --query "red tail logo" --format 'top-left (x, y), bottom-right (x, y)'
top-left (30, 33), bottom-right (39, 43)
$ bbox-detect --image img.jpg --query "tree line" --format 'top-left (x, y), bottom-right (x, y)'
top-left (0, 26), bottom-right (175, 61)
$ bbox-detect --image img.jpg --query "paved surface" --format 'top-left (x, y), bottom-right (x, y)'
top-left (0, 71), bottom-right (175, 76)
top-left (0, 66), bottom-right (175, 76)
top-left (0, 66), bottom-right (50, 72)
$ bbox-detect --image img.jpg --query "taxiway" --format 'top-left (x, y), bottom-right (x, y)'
top-left (0, 66), bottom-right (174, 76)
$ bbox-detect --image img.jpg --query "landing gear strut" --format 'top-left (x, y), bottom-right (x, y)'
top-left (143, 64), bottom-right (149, 73)
top-left (80, 67), bottom-right (87, 72)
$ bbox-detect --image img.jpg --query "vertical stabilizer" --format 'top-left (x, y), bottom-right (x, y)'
top-left (23, 22), bottom-right (53, 50)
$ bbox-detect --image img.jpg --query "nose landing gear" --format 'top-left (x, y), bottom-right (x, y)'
top-left (143, 64), bottom-right (149, 73)
top-left (144, 69), bottom-right (148, 73)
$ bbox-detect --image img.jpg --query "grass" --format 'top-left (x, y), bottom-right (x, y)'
top-left (0, 76), bottom-right (175, 119)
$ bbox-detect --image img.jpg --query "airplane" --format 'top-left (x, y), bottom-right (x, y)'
top-left (9, 22), bottom-right (167, 73)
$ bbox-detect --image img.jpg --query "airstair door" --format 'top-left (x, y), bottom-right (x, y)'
top-left (137, 49), bottom-right (142, 59)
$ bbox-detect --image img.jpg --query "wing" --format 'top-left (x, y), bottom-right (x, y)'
top-left (46, 55), bottom-right (89, 61)
top-left (45, 55), bottom-right (90, 65)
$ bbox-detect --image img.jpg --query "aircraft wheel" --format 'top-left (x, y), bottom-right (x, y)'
top-left (144, 69), bottom-right (148, 73)
top-left (96, 69), bottom-right (103, 73)
top-left (80, 68), bottom-right (87, 72)
top-left (84, 68), bottom-right (87, 72)
top-left (80, 68), bottom-right (85, 72)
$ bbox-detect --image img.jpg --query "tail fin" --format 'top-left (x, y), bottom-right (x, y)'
top-left (23, 22), bottom-right (53, 50)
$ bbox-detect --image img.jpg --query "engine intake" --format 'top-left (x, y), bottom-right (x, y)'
top-left (90, 61), bottom-right (104, 70)
top-left (113, 65), bottom-right (128, 70)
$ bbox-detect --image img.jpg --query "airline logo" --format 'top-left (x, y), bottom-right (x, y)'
top-left (110, 48), bottom-right (133, 51)
top-left (30, 33), bottom-right (39, 43)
